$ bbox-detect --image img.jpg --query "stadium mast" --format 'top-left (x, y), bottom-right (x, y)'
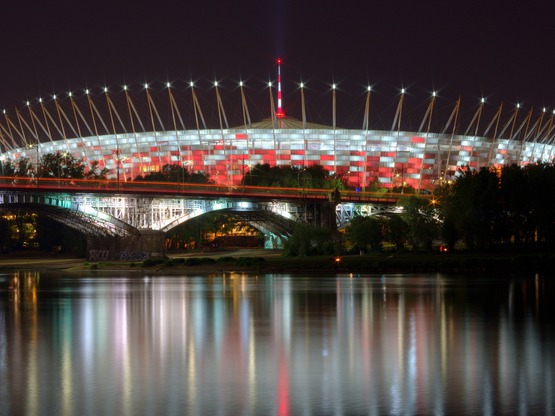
top-left (275, 58), bottom-right (285, 120)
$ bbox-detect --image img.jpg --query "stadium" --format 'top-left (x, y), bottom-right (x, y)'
top-left (1, 71), bottom-right (555, 190)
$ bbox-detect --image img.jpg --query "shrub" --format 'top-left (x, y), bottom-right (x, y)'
top-left (217, 256), bottom-right (237, 263)
top-left (236, 257), bottom-right (266, 266)
top-left (142, 258), bottom-right (165, 267)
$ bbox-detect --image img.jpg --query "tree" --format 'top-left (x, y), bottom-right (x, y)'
top-left (283, 223), bottom-right (336, 256)
top-left (345, 216), bottom-right (383, 253)
top-left (242, 163), bottom-right (345, 190)
top-left (14, 157), bottom-right (33, 177)
top-left (136, 164), bottom-right (212, 184)
top-left (384, 214), bottom-right (409, 251)
top-left (443, 167), bottom-right (501, 250)
top-left (0, 215), bottom-right (10, 251)
top-left (398, 195), bottom-right (439, 251)
top-left (86, 161), bottom-right (109, 180)
top-left (38, 152), bottom-right (86, 179)
top-left (1, 159), bottom-right (16, 176)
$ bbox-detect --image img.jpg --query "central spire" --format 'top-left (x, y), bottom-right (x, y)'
top-left (275, 58), bottom-right (285, 119)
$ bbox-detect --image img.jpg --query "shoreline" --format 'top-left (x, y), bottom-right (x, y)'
top-left (1, 249), bottom-right (554, 276)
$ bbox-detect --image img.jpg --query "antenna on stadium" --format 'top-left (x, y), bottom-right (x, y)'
top-left (275, 58), bottom-right (285, 120)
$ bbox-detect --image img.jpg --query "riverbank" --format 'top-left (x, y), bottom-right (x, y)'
top-left (1, 249), bottom-right (554, 276)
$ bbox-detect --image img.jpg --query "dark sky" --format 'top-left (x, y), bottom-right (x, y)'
top-left (2, 0), bottom-right (555, 129)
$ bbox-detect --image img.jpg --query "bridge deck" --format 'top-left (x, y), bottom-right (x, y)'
top-left (1, 176), bottom-right (414, 204)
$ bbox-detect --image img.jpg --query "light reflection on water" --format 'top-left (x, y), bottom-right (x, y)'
top-left (0, 271), bottom-right (554, 415)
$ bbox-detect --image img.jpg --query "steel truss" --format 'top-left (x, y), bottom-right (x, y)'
top-left (335, 202), bottom-right (402, 229)
top-left (0, 190), bottom-right (392, 239)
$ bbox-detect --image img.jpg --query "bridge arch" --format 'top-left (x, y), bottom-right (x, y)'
top-left (0, 188), bottom-right (399, 258)
top-left (0, 192), bottom-right (140, 237)
top-left (161, 201), bottom-right (299, 248)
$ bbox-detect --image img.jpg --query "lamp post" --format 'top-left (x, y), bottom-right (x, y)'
top-left (241, 156), bottom-right (251, 195)
top-left (116, 151), bottom-right (121, 190)
top-left (394, 164), bottom-right (406, 194)
top-left (115, 147), bottom-right (127, 190)
top-left (182, 160), bottom-right (193, 192)
top-left (297, 167), bottom-right (308, 222)
top-left (28, 142), bottom-right (40, 188)
top-left (297, 167), bottom-right (307, 194)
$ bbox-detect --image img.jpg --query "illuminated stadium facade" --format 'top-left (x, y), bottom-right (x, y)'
top-left (2, 72), bottom-right (555, 190)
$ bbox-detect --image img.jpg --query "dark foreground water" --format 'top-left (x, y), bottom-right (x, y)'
top-left (0, 271), bottom-right (554, 415)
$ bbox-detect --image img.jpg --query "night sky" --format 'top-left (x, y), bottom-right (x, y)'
top-left (2, 0), bottom-right (554, 129)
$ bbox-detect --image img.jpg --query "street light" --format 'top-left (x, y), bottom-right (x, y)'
top-left (0, 155), bottom-right (5, 177)
top-left (182, 160), bottom-right (193, 191)
top-left (394, 164), bottom-right (406, 193)
top-left (297, 167), bottom-right (307, 193)
top-left (114, 147), bottom-right (127, 190)
top-left (28, 142), bottom-right (40, 188)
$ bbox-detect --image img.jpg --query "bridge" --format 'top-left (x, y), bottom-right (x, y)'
top-left (0, 177), bottom-right (408, 260)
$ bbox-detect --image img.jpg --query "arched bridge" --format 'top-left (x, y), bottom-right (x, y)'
top-left (0, 177), bottom-right (406, 260)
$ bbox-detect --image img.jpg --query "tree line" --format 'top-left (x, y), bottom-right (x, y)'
top-left (288, 163), bottom-right (555, 256)
top-left (3, 153), bottom-right (555, 255)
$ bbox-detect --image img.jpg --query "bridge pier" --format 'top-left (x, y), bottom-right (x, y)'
top-left (318, 201), bottom-right (339, 231)
top-left (87, 229), bottom-right (166, 262)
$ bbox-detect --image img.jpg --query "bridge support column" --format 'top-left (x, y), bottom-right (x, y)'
top-left (87, 229), bottom-right (166, 261)
top-left (318, 201), bottom-right (338, 231)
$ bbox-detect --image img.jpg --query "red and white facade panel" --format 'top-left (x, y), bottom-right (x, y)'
top-left (4, 127), bottom-right (554, 190)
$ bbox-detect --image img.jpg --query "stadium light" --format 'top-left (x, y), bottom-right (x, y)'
top-left (432, 91), bottom-right (436, 97)
top-left (401, 88), bottom-right (406, 94)
top-left (103, 87), bottom-right (108, 93)
top-left (52, 94), bottom-right (57, 100)
top-left (190, 81), bottom-right (194, 88)
top-left (68, 91), bottom-right (72, 97)
top-left (214, 81), bottom-right (218, 87)
top-left (26, 101), bottom-right (30, 106)
top-left (516, 103), bottom-right (520, 109)
top-left (239, 81), bottom-right (243, 87)
top-left (268, 81), bottom-right (272, 87)
top-left (144, 83), bottom-right (149, 89)
top-left (481, 97), bottom-right (485, 103)
top-left (123, 85), bottom-right (128, 91)
top-left (166, 82), bottom-right (171, 89)
top-left (367, 86), bottom-right (372, 92)
top-left (85, 89), bottom-right (90, 95)
top-left (332, 84), bottom-right (336, 90)
top-left (38, 98), bottom-right (42, 103)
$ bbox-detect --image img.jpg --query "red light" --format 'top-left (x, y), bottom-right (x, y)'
top-left (275, 111), bottom-right (285, 118)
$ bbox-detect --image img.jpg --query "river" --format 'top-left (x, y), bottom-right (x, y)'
top-left (1, 271), bottom-right (554, 415)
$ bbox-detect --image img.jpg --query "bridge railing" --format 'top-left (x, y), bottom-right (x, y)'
top-left (0, 176), bottom-right (421, 204)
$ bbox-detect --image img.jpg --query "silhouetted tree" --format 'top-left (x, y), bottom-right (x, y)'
top-left (398, 195), bottom-right (439, 251)
top-left (283, 223), bottom-right (335, 256)
top-left (136, 164), bottom-right (212, 184)
top-left (38, 152), bottom-right (86, 179)
top-left (345, 216), bottom-right (383, 253)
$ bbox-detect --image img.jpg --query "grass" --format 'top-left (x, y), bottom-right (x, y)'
top-left (72, 251), bottom-right (555, 276)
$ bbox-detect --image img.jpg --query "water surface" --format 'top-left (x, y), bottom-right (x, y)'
top-left (1, 271), bottom-right (554, 415)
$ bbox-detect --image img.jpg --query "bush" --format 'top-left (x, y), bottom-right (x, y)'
top-left (236, 257), bottom-right (266, 266)
top-left (141, 258), bottom-right (165, 267)
top-left (217, 256), bottom-right (237, 263)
